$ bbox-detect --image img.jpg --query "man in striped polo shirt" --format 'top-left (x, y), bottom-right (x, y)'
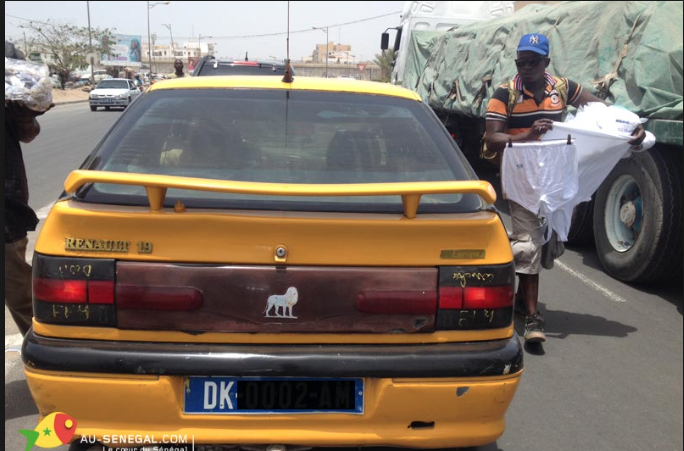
top-left (484, 33), bottom-right (645, 343)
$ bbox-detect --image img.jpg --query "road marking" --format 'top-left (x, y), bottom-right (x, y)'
top-left (556, 260), bottom-right (628, 303)
top-left (5, 333), bottom-right (24, 350)
top-left (35, 202), bottom-right (54, 220)
top-left (25, 202), bottom-right (55, 263)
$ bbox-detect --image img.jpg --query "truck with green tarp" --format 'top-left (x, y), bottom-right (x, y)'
top-left (384, 1), bottom-right (682, 283)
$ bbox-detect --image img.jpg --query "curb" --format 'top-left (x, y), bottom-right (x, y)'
top-left (53, 99), bottom-right (90, 106)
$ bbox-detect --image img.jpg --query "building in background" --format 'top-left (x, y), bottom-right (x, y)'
top-left (142, 40), bottom-right (216, 61)
top-left (313, 42), bottom-right (352, 64)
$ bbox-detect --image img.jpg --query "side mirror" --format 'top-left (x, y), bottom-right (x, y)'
top-left (381, 33), bottom-right (390, 50)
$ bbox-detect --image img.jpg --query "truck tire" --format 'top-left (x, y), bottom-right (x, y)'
top-left (567, 198), bottom-right (595, 246)
top-left (593, 147), bottom-right (683, 283)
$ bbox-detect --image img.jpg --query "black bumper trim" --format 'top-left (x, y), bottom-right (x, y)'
top-left (22, 330), bottom-right (523, 378)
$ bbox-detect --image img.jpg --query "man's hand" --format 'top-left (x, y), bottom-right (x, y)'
top-left (526, 118), bottom-right (554, 140)
top-left (629, 123), bottom-right (646, 146)
top-left (5, 99), bottom-right (55, 118)
top-left (5, 99), bottom-right (53, 143)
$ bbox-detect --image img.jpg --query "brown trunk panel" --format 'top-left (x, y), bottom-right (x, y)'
top-left (116, 263), bottom-right (437, 333)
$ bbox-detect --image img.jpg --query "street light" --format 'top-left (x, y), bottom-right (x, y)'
top-left (312, 26), bottom-right (329, 78)
top-left (147, 1), bottom-right (169, 75)
top-left (345, 51), bottom-right (356, 65)
top-left (162, 23), bottom-right (174, 58)
top-left (198, 34), bottom-right (212, 58)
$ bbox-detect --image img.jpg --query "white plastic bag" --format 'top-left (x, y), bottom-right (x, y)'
top-left (4, 57), bottom-right (53, 111)
top-left (597, 105), bottom-right (646, 137)
top-left (565, 102), bottom-right (647, 138)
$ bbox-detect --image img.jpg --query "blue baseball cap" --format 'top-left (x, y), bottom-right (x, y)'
top-left (517, 34), bottom-right (549, 56)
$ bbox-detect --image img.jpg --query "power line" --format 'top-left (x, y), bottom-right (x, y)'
top-left (7, 10), bottom-right (401, 40)
top-left (212, 11), bottom-right (401, 39)
top-left (5, 13), bottom-right (51, 26)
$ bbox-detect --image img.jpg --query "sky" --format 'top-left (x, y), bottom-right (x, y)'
top-left (5, 1), bottom-right (405, 62)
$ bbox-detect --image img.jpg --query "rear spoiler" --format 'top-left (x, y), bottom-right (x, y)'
top-left (64, 170), bottom-right (496, 219)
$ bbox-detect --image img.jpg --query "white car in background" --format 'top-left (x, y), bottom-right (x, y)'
top-left (80, 69), bottom-right (111, 84)
top-left (89, 78), bottom-right (141, 111)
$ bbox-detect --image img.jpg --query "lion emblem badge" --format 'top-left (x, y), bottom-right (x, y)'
top-left (264, 287), bottom-right (299, 319)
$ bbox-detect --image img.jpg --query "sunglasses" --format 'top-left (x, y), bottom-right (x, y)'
top-left (515, 57), bottom-right (546, 68)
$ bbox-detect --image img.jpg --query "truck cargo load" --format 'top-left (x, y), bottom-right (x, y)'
top-left (387, 1), bottom-right (683, 283)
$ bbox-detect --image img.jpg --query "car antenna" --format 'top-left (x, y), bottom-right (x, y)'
top-left (245, 52), bottom-right (249, 61)
top-left (282, 1), bottom-right (294, 83)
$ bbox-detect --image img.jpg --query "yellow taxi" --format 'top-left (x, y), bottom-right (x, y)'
top-left (24, 75), bottom-right (522, 449)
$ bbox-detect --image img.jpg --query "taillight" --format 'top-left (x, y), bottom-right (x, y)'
top-left (33, 254), bottom-right (117, 327)
top-left (33, 279), bottom-right (88, 303)
top-left (436, 263), bottom-right (515, 330)
top-left (32, 254), bottom-right (206, 328)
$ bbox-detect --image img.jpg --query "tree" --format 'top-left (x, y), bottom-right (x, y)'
top-left (374, 50), bottom-right (395, 83)
top-left (20, 20), bottom-right (115, 87)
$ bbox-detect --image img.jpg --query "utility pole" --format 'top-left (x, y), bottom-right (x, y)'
top-left (87, 1), bottom-right (94, 85)
top-left (312, 26), bottom-right (329, 78)
top-left (147, 1), bottom-right (170, 74)
top-left (163, 23), bottom-right (174, 57)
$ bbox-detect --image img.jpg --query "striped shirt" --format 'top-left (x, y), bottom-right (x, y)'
top-left (485, 72), bottom-right (582, 135)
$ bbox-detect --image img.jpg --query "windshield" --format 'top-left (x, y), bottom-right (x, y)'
top-left (81, 89), bottom-right (481, 213)
top-left (97, 80), bottom-right (129, 89)
top-left (198, 63), bottom-right (290, 76)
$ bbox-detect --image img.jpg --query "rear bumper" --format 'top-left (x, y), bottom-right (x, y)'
top-left (23, 330), bottom-right (523, 378)
top-left (23, 331), bottom-right (523, 448)
top-left (25, 369), bottom-right (522, 448)
top-left (89, 99), bottom-right (127, 107)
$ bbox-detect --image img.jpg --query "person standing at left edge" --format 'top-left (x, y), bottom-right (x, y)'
top-left (5, 41), bottom-right (53, 336)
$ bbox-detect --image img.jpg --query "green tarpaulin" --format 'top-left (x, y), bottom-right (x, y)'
top-left (404, 1), bottom-right (683, 121)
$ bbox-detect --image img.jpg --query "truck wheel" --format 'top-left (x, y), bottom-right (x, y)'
top-left (567, 198), bottom-right (594, 246)
top-left (593, 148), bottom-right (683, 282)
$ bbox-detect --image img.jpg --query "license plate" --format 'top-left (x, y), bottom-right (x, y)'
top-left (100, 99), bottom-right (114, 103)
top-left (184, 377), bottom-right (364, 414)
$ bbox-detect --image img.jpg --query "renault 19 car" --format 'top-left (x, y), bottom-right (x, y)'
top-left (24, 75), bottom-right (522, 449)
top-left (88, 78), bottom-right (140, 111)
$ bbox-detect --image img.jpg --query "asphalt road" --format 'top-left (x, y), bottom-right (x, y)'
top-left (5, 102), bottom-right (683, 451)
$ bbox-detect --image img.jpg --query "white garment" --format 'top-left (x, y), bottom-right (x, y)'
top-left (544, 122), bottom-right (638, 241)
top-left (501, 139), bottom-right (578, 242)
top-left (502, 103), bottom-right (656, 243)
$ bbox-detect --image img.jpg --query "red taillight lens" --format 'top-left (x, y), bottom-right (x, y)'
top-left (33, 278), bottom-right (115, 304)
top-left (463, 286), bottom-right (513, 309)
top-left (33, 279), bottom-right (88, 303)
top-left (116, 286), bottom-right (204, 311)
top-left (356, 290), bottom-right (437, 314)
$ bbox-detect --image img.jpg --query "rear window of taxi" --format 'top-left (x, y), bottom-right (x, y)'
top-left (77, 89), bottom-right (482, 213)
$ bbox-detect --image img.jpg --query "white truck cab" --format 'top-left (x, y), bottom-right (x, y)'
top-left (383, 1), bottom-right (514, 85)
